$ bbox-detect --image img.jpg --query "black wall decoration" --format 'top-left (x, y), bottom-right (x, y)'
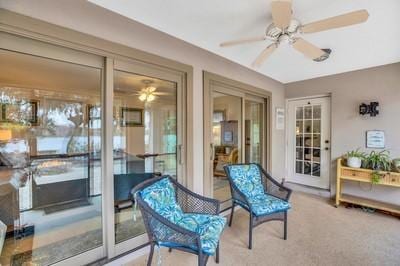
top-left (359, 102), bottom-right (379, 117)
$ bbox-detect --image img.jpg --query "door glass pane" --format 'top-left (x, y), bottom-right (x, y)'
top-left (0, 50), bottom-right (102, 265)
top-left (245, 100), bottom-right (262, 164)
top-left (113, 70), bottom-right (177, 244)
top-left (304, 134), bottom-right (312, 147)
top-left (304, 161), bottom-right (311, 175)
top-left (313, 106), bottom-right (321, 119)
top-left (296, 161), bottom-right (303, 174)
top-left (296, 148), bottom-right (303, 160)
top-left (304, 120), bottom-right (312, 133)
top-left (296, 106), bottom-right (303, 119)
top-left (304, 106), bottom-right (312, 119)
top-left (212, 92), bottom-right (241, 203)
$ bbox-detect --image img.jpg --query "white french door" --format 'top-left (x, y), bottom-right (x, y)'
top-left (287, 97), bottom-right (331, 189)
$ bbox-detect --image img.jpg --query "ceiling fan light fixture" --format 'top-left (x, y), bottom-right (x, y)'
top-left (313, 48), bottom-right (332, 62)
top-left (147, 94), bottom-right (156, 102)
top-left (139, 93), bottom-right (147, 101)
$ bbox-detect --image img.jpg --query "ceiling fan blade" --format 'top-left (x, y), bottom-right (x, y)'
top-left (252, 43), bottom-right (278, 67)
top-left (154, 92), bottom-right (171, 96)
top-left (292, 38), bottom-right (326, 60)
top-left (302, 9), bottom-right (369, 33)
top-left (220, 36), bottom-right (266, 47)
top-left (271, 0), bottom-right (292, 30)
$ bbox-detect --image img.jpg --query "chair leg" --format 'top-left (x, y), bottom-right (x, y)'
top-left (147, 243), bottom-right (155, 266)
top-left (248, 213), bottom-right (253, 250)
top-left (284, 211), bottom-right (288, 240)
top-left (198, 251), bottom-right (203, 266)
top-left (215, 242), bottom-right (220, 264)
top-left (229, 203), bottom-right (235, 227)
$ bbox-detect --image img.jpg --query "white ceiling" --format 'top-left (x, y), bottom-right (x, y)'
top-left (89, 0), bottom-right (400, 83)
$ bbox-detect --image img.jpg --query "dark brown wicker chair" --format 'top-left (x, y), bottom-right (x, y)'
top-left (132, 176), bottom-right (224, 266)
top-left (224, 163), bottom-right (292, 249)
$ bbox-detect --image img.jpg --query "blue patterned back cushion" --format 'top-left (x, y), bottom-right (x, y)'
top-left (227, 164), bottom-right (265, 198)
top-left (140, 178), bottom-right (184, 223)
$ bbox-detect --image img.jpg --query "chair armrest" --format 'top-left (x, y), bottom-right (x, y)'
top-left (259, 166), bottom-right (292, 201)
top-left (173, 178), bottom-right (220, 215)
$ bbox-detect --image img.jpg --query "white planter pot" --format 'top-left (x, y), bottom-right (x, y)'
top-left (347, 157), bottom-right (362, 168)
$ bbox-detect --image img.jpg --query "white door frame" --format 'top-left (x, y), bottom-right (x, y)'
top-left (286, 95), bottom-right (331, 190)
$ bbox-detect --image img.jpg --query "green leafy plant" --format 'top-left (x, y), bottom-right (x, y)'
top-left (371, 171), bottom-right (382, 184)
top-left (364, 150), bottom-right (392, 171)
top-left (345, 148), bottom-right (366, 159)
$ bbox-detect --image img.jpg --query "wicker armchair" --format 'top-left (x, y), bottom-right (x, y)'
top-left (132, 176), bottom-right (226, 266)
top-left (224, 163), bottom-right (292, 249)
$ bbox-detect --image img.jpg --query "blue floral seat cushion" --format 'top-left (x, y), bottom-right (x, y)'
top-left (178, 213), bottom-right (226, 255)
top-left (140, 178), bottom-right (226, 255)
top-left (247, 193), bottom-right (290, 216)
top-left (227, 164), bottom-right (290, 216)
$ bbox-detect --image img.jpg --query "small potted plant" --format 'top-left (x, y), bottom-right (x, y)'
top-left (345, 149), bottom-right (366, 168)
top-left (393, 158), bottom-right (400, 172)
top-left (364, 150), bottom-right (392, 171)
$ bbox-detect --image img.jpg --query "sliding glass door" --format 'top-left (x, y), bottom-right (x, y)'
top-left (209, 84), bottom-right (266, 210)
top-left (111, 60), bottom-right (185, 256)
top-left (0, 34), bottom-right (105, 265)
top-left (0, 32), bottom-right (187, 264)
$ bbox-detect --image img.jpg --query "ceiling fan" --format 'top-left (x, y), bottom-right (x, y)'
top-left (134, 80), bottom-right (171, 102)
top-left (220, 0), bottom-right (369, 67)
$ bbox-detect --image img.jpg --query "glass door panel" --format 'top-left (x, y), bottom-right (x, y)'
top-left (245, 100), bottom-right (263, 164)
top-left (0, 49), bottom-right (103, 265)
top-left (113, 70), bottom-right (177, 244)
top-left (212, 91), bottom-right (241, 204)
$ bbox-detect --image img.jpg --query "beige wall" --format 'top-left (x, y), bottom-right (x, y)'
top-left (286, 63), bottom-right (400, 204)
top-left (0, 0), bottom-right (286, 194)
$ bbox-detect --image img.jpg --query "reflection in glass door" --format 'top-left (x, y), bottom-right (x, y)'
top-left (212, 92), bottom-right (242, 205)
top-left (113, 70), bottom-right (178, 244)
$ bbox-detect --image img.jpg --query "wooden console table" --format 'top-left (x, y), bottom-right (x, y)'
top-left (335, 158), bottom-right (400, 215)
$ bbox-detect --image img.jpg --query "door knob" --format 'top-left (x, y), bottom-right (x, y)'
top-left (325, 147), bottom-right (329, 151)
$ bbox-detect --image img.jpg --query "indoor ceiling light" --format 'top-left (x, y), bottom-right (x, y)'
top-left (139, 86), bottom-right (157, 102)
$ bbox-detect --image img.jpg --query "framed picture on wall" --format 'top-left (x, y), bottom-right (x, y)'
top-left (224, 131), bottom-right (233, 142)
top-left (366, 130), bottom-right (385, 149)
top-left (120, 107), bottom-right (143, 127)
top-left (0, 100), bottom-right (39, 125)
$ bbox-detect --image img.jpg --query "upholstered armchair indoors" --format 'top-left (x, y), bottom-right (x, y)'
top-left (224, 164), bottom-right (292, 249)
top-left (132, 176), bottom-right (226, 266)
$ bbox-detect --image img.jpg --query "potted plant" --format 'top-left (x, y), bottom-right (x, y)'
top-left (364, 150), bottom-right (392, 171)
top-left (393, 158), bottom-right (400, 172)
top-left (345, 149), bottom-right (366, 168)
